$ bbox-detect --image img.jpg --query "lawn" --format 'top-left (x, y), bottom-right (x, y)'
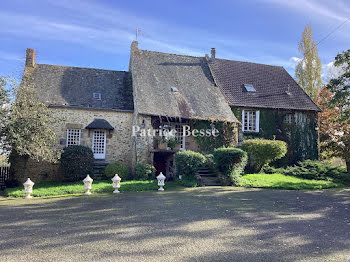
top-left (238, 173), bottom-right (344, 190)
top-left (5, 180), bottom-right (183, 197)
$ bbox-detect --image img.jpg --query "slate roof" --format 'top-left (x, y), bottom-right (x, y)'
top-left (209, 59), bottom-right (321, 112)
top-left (86, 119), bottom-right (115, 130)
top-left (131, 49), bottom-right (238, 122)
top-left (26, 64), bottom-right (134, 111)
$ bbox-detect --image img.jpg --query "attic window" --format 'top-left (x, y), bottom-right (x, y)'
top-left (244, 84), bottom-right (256, 92)
top-left (93, 93), bottom-right (101, 100)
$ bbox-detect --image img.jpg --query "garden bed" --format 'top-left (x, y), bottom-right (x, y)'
top-left (5, 180), bottom-right (183, 197)
top-left (238, 173), bottom-right (344, 190)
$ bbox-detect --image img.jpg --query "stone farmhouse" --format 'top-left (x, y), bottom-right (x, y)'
top-left (15, 41), bottom-right (320, 182)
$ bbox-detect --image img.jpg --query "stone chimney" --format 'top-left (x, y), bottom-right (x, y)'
top-left (25, 48), bottom-right (36, 67)
top-left (210, 48), bottom-right (216, 62)
top-left (131, 40), bottom-right (138, 50)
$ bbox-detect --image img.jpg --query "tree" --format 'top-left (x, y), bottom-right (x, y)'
top-left (0, 76), bottom-right (14, 153)
top-left (1, 75), bottom-right (59, 162)
top-left (295, 25), bottom-right (322, 100)
top-left (324, 50), bottom-right (350, 171)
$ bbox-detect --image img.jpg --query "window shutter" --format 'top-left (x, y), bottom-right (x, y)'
top-left (255, 111), bottom-right (260, 132)
top-left (241, 110), bottom-right (245, 132)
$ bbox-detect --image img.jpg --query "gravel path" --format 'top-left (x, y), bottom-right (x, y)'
top-left (0, 187), bottom-right (349, 262)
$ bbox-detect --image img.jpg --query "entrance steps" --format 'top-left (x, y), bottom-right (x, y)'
top-left (197, 167), bottom-right (221, 186)
top-left (92, 160), bottom-right (109, 180)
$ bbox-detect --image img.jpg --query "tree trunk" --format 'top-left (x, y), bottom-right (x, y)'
top-left (347, 161), bottom-right (350, 173)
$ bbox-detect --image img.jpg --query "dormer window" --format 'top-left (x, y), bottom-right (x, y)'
top-left (93, 93), bottom-right (101, 100)
top-left (244, 84), bottom-right (256, 92)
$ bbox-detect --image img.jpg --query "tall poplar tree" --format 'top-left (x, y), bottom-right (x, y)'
top-left (295, 25), bottom-right (322, 100)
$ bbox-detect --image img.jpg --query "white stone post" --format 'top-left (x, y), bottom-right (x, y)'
top-left (83, 175), bottom-right (93, 195)
top-left (111, 174), bottom-right (122, 193)
top-left (23, 178), bottom-right (35, 199)
top-left (156, 172), bottom-right (166, 191)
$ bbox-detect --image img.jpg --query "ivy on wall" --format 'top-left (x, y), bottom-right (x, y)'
top-left (231, 107), bottom-right (319, 166)
top-left (192, 120), bottom-right (237, 154)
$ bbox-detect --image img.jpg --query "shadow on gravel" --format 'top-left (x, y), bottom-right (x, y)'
top-left (0, 188), bottom-right (349, 261)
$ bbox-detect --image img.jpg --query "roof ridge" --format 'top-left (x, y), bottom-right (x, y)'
top-left (138, 49), bottom-right (203, 59)
top-left (36, 63), bottom-right (128, 73)
top-left (215, 58), bottom-right (284, 68)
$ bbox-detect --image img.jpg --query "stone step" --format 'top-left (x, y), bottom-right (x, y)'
top-left (200, 177), bottom-right (221, 186)
top-left (198, 173), bottom-right (216, 177)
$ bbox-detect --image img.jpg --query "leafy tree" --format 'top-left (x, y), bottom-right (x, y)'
top-left (0, 76), bottom-right (14, 154)
top-left (324, 50), bottom-right (350, 171)
top-left (295, 25), bottom-right (322, 100)
top-left (2, 75), bottom-right (59, 162)
top-left (315, 87), bottom-right (341, 160)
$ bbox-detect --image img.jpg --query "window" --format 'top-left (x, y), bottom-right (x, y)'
top-left (93, 93), bottom-right (101, 100)
top-left (66, 129), bottom-right (81, 146)
top-left (244, 84), bottom-right (256, 92)
top-left (242, 110), bottom-right (260, 132)
top-left (284, 114), bottom-right (293, 124)
top-left (174, 124), bottom-right (185, 150)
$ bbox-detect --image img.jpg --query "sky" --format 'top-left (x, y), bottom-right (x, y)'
top-left (0, 0), bottom-right (349, 81)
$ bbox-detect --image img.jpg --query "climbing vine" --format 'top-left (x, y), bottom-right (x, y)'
top-left (231, 107), bottom-right (318, 166)
top-left (192, 120), bottom-right (237, 153)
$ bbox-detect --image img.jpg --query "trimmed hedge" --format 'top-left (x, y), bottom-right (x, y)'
top-left (213, 147), bottom-right (248, 185)
top-left (175, 150), bottom-right (206, 178)
top-left (60, 145), bottom-right (94, 182)
top-left (135, 162), bottom-right (156, 180)
top-left (104, 162), bottom-right (130, 180)
top-left (241, 139), bottom-right (287, 172)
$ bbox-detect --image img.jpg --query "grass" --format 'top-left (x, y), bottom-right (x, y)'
top-left (238, 173), bottom-right (344, 190)
top-left (5, 180), bottom-right (183, 198)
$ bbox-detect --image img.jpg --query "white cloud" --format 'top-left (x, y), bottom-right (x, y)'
top-left (262, 0), bottom-right (349, 22)
top-left (322, 61), bottom-right (345, 82)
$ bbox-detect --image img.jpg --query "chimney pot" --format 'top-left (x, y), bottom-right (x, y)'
top-left (211, 48), bottom-right (216, 60)
top-left (131, 40), bottom-right (138, 50)
top-left (26, 48), bottom-right (36, 67)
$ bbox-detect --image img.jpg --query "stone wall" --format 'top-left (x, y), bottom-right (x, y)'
top-left (52, 107), bottom-right (134, 166)
top-left (11, 107), bottom-right (134, 183)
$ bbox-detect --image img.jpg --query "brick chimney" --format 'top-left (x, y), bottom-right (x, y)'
top-left (210, 48), bottom-right (216, 62)
top-left (25, 48), bottom-right (36, 67)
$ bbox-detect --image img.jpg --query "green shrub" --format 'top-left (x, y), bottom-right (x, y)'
top-left (241, 139), bottom-right (287, 172)
top-left (213, 147), bottom-right (248, 185)
top-left (175, 150), bottom-right (206, 178)
top-left (284, 160), bottom-right (349, 184)
top-left (104, 162), bottom-right (130, 180)
top-left (180, 176), bottom-right (198, 187)
top-left (262, 165), bottom-right (285, 174)
top-left (60, 145), bottom-right (94, 182)
top-left (135, 162), bottom-right (156, 180)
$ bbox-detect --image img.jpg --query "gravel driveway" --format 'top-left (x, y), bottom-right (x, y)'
top-left (0, 187), bottom-right (349, 262)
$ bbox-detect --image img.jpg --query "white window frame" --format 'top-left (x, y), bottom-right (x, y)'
top-left (242, 110), bottom-right (260, 132)
top-left (66, 129), bottom-right (81, 147)
top-left (284, 114), bottom-right (293, 124)
top-left (174, 124), bottom-right (186, 151)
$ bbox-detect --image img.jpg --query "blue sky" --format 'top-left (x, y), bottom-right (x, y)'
top-left (0, 0), bottom-right (349, 80)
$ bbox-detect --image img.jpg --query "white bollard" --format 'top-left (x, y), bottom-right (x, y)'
top-left (23, 178), bottom-right (35, 199)
top-left (111, 174), bottom-right (122, 193)
top-left (83, 175), bottom-right (93, 195)
top-left (156, 172), bottom-right (166, 191)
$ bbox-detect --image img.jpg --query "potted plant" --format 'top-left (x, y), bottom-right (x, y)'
top-left (157, 136), bottom-right (168, 150)
top-left (168, 138), bottom-right (181, 151)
